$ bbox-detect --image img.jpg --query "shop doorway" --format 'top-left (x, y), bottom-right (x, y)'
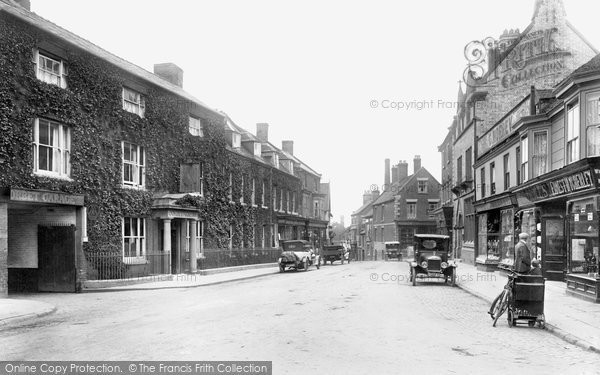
top-left (38, 225), bottom-right (76, 292)
top-left (542, 217), bottom-right (566, 281)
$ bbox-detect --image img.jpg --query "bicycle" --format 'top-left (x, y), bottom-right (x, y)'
top-left (488, 270), bottom-right (517, 327)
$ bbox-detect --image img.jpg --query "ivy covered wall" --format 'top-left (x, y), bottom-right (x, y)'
top-left (0, 14), bottom-right (302, 257)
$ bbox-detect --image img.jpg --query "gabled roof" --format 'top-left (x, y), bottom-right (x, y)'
top-left (372, 175), bottom-right (412, 205)
top-left (0, 0), bottom-right (222, 118)
top-left (352, 200), bottom-right (374, 216)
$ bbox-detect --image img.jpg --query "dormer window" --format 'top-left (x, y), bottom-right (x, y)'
top-left (272, 153), bottom-right (279, 168)
top-left (123, 87), bottom-right (145, 118)
top-left (232, 132), bottom-right (241, 148)
top-left (34, 50), bottom-right (67, 88)
top-left (254, 143), bottom-right (261, 156)
top-left (189, 116), bottom-right (204, 137)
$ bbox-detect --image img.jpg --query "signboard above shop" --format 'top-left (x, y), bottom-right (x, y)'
top-left (9, 188), bottom-right (84, 206)
top-left (516, 169), bottom-right (596, 205)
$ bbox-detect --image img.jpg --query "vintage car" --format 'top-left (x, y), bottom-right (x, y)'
top-left (321, 244), bottom-right (350, 265)
top-left (278, 240), bottom-right (320, 272)
top-left (384, 241), bottom-right (401, 261)
top-left (409, 234), bottom-right (456, 286)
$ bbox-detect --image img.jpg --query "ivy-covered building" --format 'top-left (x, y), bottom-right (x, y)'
top-left (0, 0), bottom-right (330, 296)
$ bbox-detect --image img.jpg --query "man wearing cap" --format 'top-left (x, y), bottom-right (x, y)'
top-left (515, 233), bottom-right (532, 273)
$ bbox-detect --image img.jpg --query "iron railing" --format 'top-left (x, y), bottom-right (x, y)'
top-left (85, 248), bottom-right (281, 279)
top-left (197, 248), bottom-right (281, 270)
top-left (85, 252), bottom-right (170, 280)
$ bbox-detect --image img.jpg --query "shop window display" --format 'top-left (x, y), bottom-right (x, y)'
top-left (498, 209), bottom-right (515, 269)
top-left (569, 198), bottom-right (599, 276)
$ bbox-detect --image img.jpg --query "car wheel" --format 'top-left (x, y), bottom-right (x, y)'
top-left (411, 268), bottom-right (417, 286)
top-left (341, 257), bottom-right (344, 265)
top-left (303, 259), bottom-right (309, 271)
top-left (279, 265), bottom-right (285, 273)
top-left (528, 320), bottom-right (535, 328)
top-left (507, 309), bottom-right (515, 328)
top-left (450, 268), bottom-right (456, 287)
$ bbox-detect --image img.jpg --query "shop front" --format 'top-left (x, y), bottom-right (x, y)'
top-left (515, 159), bottom-right (600, 301)
top-left (1, 188), bottom-right (86, 294)
top-left (474, 194), bottom-right (517, 272)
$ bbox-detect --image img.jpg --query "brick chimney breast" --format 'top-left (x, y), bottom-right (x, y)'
top-left (282, 140), bottom-right (294, 155)
top-left (256, 123), bottom-right (269, 142)
top-left (391, 166), bottom-right (399, 184)
top-left (398, 160), bottom-right (408, 181)
top-left (384, 159), bottom-right (391, 189)
top-left (414, 155), bottom-right (422, 173)
top-left (154, 63), bottom-right (183, 88)
top-left (13, 0), bottom-right (30, 10)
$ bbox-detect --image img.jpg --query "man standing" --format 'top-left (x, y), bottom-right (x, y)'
top-left (515, 232), bottom-right (532, 273)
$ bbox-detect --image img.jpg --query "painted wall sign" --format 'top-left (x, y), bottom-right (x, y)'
top-left (499, 28), bottom-right (571, 90)
top-left (518, 170), bottom-right (595, 203)
top-left (478, 100), bottom-right (530, 155)
top-left (10, 188), bottom-right (84, 206)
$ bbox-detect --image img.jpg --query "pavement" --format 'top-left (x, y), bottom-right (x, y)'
top-left (2, 260), bottom-right (600, 356)
top-left (454, 261), bottom-right (600, 353)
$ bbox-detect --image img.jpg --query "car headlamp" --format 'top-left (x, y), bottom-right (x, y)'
top-left (441, 262), bottom-right (448, 269)
top-left (421, 261), bottom-right (428, 268)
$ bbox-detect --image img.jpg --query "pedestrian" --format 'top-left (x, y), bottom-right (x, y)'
top-left (530, 259), bottom-right (542, 276)
top-left (514, 233), bottom-right (532, 274)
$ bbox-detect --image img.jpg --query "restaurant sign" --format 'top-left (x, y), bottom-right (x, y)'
top-left (518, 170), bottom-right (595, 203)
top-left (10, 188), bottom-right (85, 206)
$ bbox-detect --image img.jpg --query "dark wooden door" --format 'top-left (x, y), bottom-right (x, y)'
top-left (38, 225), bottom-right (76, 292)
top-left (542, 217), bottom-right (566, 281)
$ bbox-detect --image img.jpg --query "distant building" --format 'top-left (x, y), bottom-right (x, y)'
top-left (372, 156), bottom-right (440, 254)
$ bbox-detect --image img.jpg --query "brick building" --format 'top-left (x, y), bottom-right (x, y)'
top-left (372, 156), bottom-right (440, 255)
top-left (444, 0), bottom-right (597, 266)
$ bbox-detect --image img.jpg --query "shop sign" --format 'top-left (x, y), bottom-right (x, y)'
top-left (519, 170), bottom-right (595, 203)
top-left (478, 101), bottom-right (529, 155)
top-left (10, 188), bottom-right (84, 206)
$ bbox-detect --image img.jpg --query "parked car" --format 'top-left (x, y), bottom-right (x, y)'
top-left (278, 240), bottom-right (321, 272)
top-left (321, 244), bottom-right (350, 265)
top-left (384, 241), bottom-right (401, 261)
top-left (409, 234), bottom-right (456, 286)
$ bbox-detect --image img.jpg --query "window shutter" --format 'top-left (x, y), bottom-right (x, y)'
top-left (180, 163), bottom-right (201, 193)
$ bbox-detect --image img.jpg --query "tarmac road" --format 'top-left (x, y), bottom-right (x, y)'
top-left (1, 261), bottom-right (599, 374)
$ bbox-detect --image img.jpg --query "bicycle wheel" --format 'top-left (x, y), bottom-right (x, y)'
top-left (493, 291), bottom-right (509, 327)
top-left (488, 291), bottom-right (503, 320)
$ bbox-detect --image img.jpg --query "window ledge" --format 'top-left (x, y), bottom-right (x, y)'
top-left (122, 184), bottom-right (146, 191)
top-left (33, 172), bottom-right (73, 181)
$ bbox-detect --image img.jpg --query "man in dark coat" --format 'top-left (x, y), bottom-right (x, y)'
top-left (514, 233), bottom-right (532, 273)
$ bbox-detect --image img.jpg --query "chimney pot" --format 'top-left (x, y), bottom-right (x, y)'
top-left (154, 63), bottom-right (183, 88)
top-left (391, 166), bottom-right (399, 184)
top-left (256, 123), bottom-right (269, 142)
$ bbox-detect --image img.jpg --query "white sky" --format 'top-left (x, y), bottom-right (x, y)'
top-left (31, 0), bottom-right (600, 225)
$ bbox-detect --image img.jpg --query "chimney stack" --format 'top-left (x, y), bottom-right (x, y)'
top-left (14, 0), bottom-right (30, 10)
top-left (414, 155), bottom-right (422, 173)
top-left (398, 160), bottom-right (408, 181)
top-left (384, 159), bottom-right (391, 190)
top-left (391, 165), bottom-right (399, 184)
top-left (256, 123), bottom-right (269, 142)
top-left (153, 63), bottom-right (183, 88)
top-left (282, 140), bottom-right (294, 155)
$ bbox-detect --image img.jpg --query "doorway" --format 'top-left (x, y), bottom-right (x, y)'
top-left (542, 217), bottom-right (566, 281)
top-left (38, 225), bottom-right (76, 292)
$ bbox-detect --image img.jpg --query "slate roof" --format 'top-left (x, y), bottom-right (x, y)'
top-left (0, 0), bottom-right (220, 117)
top-left (372, 175), bottom-right (412, 206)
